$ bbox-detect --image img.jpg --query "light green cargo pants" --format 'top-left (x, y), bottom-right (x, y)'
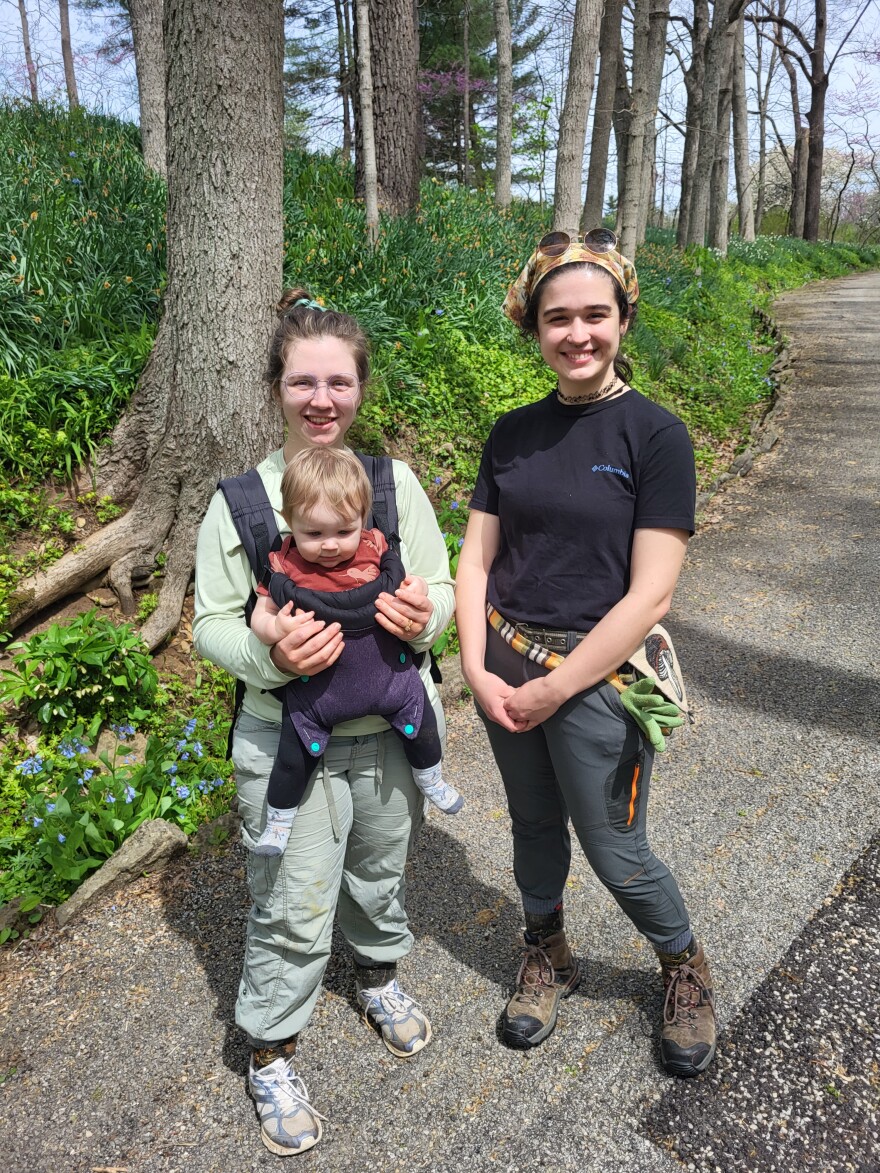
top-left (232, 706), bottom-right (440, 1047)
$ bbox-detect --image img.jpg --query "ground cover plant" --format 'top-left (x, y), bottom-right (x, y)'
top-left (1, 103), bottom-right (879, 918)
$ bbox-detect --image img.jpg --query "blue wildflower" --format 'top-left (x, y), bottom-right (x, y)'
top-left (16, 755), bottom-right (44, 776)
top-left (70, 178), bottom-right (82, 185)
top-left (165, 763), bottom-right (178, 775)
top-left (184, 718), bottom-right (197, 736)
top-left (433, 476), bottom-right (442, 484)
top-left (176, 739), bottom-right (188, 752)
top-left (105, 794), bottom-right (116, 804)
top-left (69, 151), bottom-right (76, 157)
top-left (450, 501), bottom-right (459, 510)
top-left (180, 752), bottom-right (190, 761)
top-left (457, 537), bottom-right (464, 547)
top-left (110, 722), bottom-right (134, 739)
top-left (46, 803), bottom-right (55, 813)
top-left (59, 742), bottom-right (78, 759)
top-left (212, 777), bottom-right (223, 789)
top-left (79, 768), bottom-right (95, 784)
top-left (206, 721), bottom-right (214, 731)
top-left (57, 833), bottom-right (66, 843)
top-left (123, 786), bottom-right (137, 804)
top-left (197, 780), bottom-right (208, 793)
top-left (435, 309), bottom-right (444, 315)
top-left (31, 816), bottom-right (44, 827)
top-left (175, 785), bottom-right (190, 799)
top-left (192, 742), bottom-right (203, 758)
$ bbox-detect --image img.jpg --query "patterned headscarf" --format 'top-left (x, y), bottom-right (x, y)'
top-left (502, 232), bottom-right (639, 329)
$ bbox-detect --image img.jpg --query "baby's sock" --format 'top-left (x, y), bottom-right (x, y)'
top-left (254, 804), bottom-right (298, 856)
top-left (411, 764), bottom-right (463, 815)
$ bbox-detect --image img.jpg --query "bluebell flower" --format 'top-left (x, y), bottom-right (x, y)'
top-left (59, 742), bottom-right (78, 759)
top-left (79, 768), bottom-right (95, 784)
top-left (192, 742), bottom-right (203, 758)
top-left (175, 785), bottom-right (190, 799)
top-left (110, 722), bottom-right (135, 740)
top-left (212, 777), bottom-right (223, 790)
top-left (176, 739), bottom-right (188, 752)
top-left (433, 476), bottom-right (442, 484)
top-left (184, 718), bottom-right (197, 736)
top-left (664, 277), bottom-right (672, 287)
top-left (165, 763), bottom-right (178, 775)
top-left (450, 501), bottom-right (459, 510)
top-left (46, 803), bottom-right (55, 813)
top-left (70, 178), bottom-right (82, 185)
top-left (69, 151), bottom-right (77, 157)
top-left (180, 752), bottom-right (190, 761)
top-left (206, 721), bottom-right (214, 731)
top-left (58, 833), bottom-right (66, 843)
top-left (197, 780), bottom-right (208, 794)
top-left (31, 816), bottom-right (44, 827)
top-left (123, 786), bottom-right (137, 804)
top-left (105, 794), bottom-right (116, 804)
top-left (16, 755), bottom-right (44, 776)
top-left (435, 309), bottom-right (444, 315)
top-left (457, 537), bottom-right (464, 547)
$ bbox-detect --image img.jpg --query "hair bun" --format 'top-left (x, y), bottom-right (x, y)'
top-left (276, 288), bottom-right (313, 317)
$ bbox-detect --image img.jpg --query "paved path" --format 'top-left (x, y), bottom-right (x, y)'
top-left (2, 271), bottom-right (878, 1172)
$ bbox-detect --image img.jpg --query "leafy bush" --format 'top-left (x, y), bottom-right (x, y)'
top-left (0, 610), bottom-right (158, 736)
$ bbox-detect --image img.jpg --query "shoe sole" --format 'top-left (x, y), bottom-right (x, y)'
top-left (501, 961), bottom-right (582, 1050)
top-left (259, 1120), bottom-right (323, 1156)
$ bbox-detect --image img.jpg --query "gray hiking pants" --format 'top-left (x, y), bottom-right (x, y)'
top-left (478, 625), bottom-right (690, 946)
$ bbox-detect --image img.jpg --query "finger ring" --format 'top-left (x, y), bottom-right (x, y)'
top-left (404, 618), bottom-right (414, 633)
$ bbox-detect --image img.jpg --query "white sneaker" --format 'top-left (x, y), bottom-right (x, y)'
top-left (248, 1056), bottom-right (325, 1155)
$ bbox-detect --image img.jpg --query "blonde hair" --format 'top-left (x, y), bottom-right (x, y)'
top-left (280, 447), bottom-right (372, 528)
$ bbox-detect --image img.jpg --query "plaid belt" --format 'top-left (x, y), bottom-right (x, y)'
top-left (486, 603), bottom-right (635, 683)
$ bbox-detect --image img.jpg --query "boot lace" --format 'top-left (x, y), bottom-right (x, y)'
top-left (514, 944), bottom-right (556, 1007)
top-left (662, 961), bottom-right (717, 1029)
top-left (261, 1059), bottom-right (329, 1122)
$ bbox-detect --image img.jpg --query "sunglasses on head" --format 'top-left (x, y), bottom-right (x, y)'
top-left (537, 228), bottom-right (619, 258)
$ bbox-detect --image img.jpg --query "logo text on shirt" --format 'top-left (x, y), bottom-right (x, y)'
top-left (591, 463), bottom-right (630, 479)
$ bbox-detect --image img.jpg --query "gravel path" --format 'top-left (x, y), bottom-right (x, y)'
top-left (2, 271), bottom-right (878, 1172)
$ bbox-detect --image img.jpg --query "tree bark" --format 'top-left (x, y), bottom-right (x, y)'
top-left (612, 42), bottom-right (631, 224)
top-left (708, 28), bottom-right (735, 252)
top-left (493, 0), bottom-right (513, 209)
top-left (802, 0), bottom-right (827, 242)
top-left (462, 4), bottom-right (471, 188)
top-left (11, 0), bottom-right (284, 649)
top-left (581, 0), bottom-right (624, 230)
top-left (619, 0), bottom-right (668, 256)
top-left (675, 0), bottom-right (708, 247)
top-left (334, 0), bottom-right (353, 165)
top-left (731, 15), bottom-right (755, 240)
top-left (18, 0), bottom-right (38, 103)
top-left (355, 0), bottom-right (379, 246)
top-left (354, 0), bottom-right (421, 214)
top-left (635, 0), bottom-right (671, 247)
top-left (59, 0), bottom-right (79, 108)
top-left (129, 0), bottom-right (167, 178)
top-left (553, 0), bottom-right (602, 232)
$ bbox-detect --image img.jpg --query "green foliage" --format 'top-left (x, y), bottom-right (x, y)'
top-left (0, 610), bottom-right (158, 736)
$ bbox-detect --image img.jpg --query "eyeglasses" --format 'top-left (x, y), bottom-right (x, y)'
top-left (281, 373), bottom-right (361, 401)
top-left (537, 228), bottom-right (619, 258)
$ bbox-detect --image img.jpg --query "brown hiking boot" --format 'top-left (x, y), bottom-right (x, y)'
top-left (657, 940), bottom-right (717, 1077)
top-left (501, 930), bottom-right (581, 1049)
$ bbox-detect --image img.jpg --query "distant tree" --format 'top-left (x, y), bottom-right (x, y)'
top-left (731, 13), bottom-right (755, 239)
top-left (354, 0), bottom-right (379, 243)
top-left (581, 0), bottom-right (624, 230)
top-left (17, 0), bottom-right (39, 102)
top-left (553, 0), bottom-right (602, 232)
top-left (59, 0), bottom-right (80, 107)
top-left (130, 0), bottom-right (166, 175)
top-left (493, 0), bottom-right (513, 207)
top-left (11, 0), bottom-right (285, 648)
top-left (671, 0), bottom-right (709, 247)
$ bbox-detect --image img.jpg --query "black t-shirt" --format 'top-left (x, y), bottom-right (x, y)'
top-left (469, 388), bottom-right (696, 632)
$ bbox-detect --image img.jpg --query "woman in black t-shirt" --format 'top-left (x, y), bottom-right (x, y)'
top-left (456, 230), bottom-right (716, 1078)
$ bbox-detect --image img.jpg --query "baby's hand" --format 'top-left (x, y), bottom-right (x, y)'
top-left (272, 600), bottom-right (299, 636)
top-left (402, 574), bottom-right (429, 597)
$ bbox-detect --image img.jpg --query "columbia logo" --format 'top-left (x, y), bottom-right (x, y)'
top-left (592, 463), bottom-right (630, 479)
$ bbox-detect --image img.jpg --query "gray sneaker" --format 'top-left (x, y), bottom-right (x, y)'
top-left (356, 977), bottom-right (433, 1057)
top-left (248, 1056), bottom-right (325, 1155)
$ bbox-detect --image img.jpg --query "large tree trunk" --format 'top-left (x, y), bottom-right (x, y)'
top-left (18, 0), bottom-right (38, 103)
top-left (59, 0), bottom-right (79, 108)
top-left (355, 0), bottom-right (379, 246)
top-left (686, 1), bottom-right (738, 247)
top-left (619, 0), bottom-right (668, 256)
top-left (802, 0), bottom-right (827, 243)
top-left (493, 0), bottom-right (513, 209)
top-left (354, 0), bottom-right (421, 214)
top-left (675, 0), bottom-right (709, 247)
top-left (635, 0), bottom-right (671, 247)
top-left (789, 126), bottom-right (809, 236)
top-left (580, 0), bottom-right (624, 230)
top-left (731, 15), bottom-right (754, 240)
top-left (334, 0), bottom-right (353, 165)
top-left (553, 0), bottom-right (602, 231)
top-left (130, 0), bottom-right (167, 178)
top-left (707, 29), bottom-right (734, 253)
top-left (10, 0), bottom-right (284, 649)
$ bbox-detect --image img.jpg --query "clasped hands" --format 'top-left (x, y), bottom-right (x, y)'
top-left (269, 575), bottom-right (432, 676)
top-left (472, 671), bottom-right (564, 733)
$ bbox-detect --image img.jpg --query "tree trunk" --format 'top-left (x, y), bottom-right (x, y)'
top-left (462, 4), bottom-right (470, 188)
top-left (731, 15), bottom-right (754, 240)
top-left (59, 0), bottom-right (79, 108)
top-left (129, 0), bottom-right (167, 178)
top-left (581, 0), bottom-right (624, 230)
top-left (686, 1), bottom-right (738, 247)
top-left (553, 0), bottom-right (602, 231)
top-left (802, 0), bottom-right (828, 242)
top-left (11, 0), bottom-right (284, 649)
top-left (675, 0), bottom-right (708, 247)
top-left (707, 30), bottom-right (735, 252)
top-left (635, 0), bottom-right (671, 248)
top-left (619, 0), bottom-right (668, 256)
top-left (18, 0), bottom-right (38, 103)
top-left (354, 0), bottom-right (421, 214)
top-left (355, 0), bottom-right (379, 245)
top-left (334, 0), bottom-right (353, 165)
top-left (493, 0), bottom-right (513, 209)
top-left (612, 43), bottom-right (630, 225)
top-left (789, 126), bottom-right (809, 236)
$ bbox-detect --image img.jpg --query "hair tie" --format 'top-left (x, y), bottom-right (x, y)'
top-left (293, 297), bottom-right (327, 312)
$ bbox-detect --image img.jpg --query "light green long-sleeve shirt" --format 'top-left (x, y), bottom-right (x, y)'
top-left (193, 447), bottom-right (455, 728)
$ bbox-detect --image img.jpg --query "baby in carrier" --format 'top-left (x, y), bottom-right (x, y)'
top-left (249, 446), bottom-right (462, 856)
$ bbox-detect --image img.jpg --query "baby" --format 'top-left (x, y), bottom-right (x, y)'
top-left (249, 446), bottom-right (462, 856)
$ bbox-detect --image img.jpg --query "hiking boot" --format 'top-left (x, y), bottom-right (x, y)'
top-left (356, 976), bottom-right (432, 1057)
top-left (501, 929), bottom-right (581, 1049)
top-left (248, 1054), bottom-right (326, 1155)
top-left (657, 940), bottom-right (717, 1077)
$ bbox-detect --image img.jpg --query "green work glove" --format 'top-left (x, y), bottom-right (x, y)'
top-left (617, 677), bottom-right (686, 752)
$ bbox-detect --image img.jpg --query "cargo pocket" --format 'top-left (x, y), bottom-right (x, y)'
top-left (604, 748), bottom-right (645, 833)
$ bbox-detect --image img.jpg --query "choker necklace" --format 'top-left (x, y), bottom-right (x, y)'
top-left (557, 374), bottom-right (620, 405)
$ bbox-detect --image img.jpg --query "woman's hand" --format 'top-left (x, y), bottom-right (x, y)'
top-left (468, 670), bottom-right (528, 733)
top-left (269, 608), bottom-right (344, 675)
top-left (375, 575), bottom-right (433, 641)
top-left (502, 676), bottom-right (565, 731)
